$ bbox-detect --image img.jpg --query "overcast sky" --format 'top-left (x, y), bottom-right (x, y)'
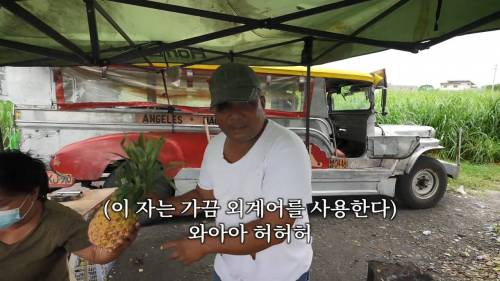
top-left (324, 30), bottom-right (500, 88)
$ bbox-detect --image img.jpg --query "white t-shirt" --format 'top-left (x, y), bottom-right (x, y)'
top-left (198, 119), bottom-right (313, 281)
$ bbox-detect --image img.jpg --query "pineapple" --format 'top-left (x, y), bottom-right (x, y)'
top-left (88, 202), bottom-right (137, 249)
top-left (88, 134), bottom-right (175, 249)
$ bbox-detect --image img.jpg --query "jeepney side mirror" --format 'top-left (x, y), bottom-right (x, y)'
top-left (325, 80), bottom-right (338, 113)
top-left (326, 92), bottom-right (333, 113)
top-left (372, 68), bottom-right (388, 116)
top-left (380, 87), bottom-right (388, 116)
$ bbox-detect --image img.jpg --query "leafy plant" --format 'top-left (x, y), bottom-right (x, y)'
top-left (0, 100), bottom-right (19, 150)
top-left (113, 134), bottom-right (175, 211)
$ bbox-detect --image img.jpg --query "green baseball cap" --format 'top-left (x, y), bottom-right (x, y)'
top-left (209, 63), bottom-right (261, 107)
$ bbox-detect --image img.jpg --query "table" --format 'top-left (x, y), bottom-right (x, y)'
top-left (59, 188), bottom-right (117, 219)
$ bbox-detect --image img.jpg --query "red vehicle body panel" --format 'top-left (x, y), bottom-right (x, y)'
top-left (50, 132), bottom-right (209, 181)
top-left (50, 130), bottom-right (329, 183)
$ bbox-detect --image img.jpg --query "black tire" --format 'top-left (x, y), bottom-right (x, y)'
top-left (104, 162), bottom-right (175, 225)
top-left (396, 156), bottom-right (447, 209)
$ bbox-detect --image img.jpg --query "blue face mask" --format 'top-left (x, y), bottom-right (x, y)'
top-left (0, 195), bottom-right (34, 230)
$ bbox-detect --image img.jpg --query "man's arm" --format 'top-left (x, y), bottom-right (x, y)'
top-left (73, 223), bottom-right (139, 264)
top-left (161, 209), bottom-right (295, 265)
top-left (150, 185), bottom-right (215, 216)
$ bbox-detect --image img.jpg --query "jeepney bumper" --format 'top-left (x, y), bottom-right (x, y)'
top-left (438, 160), bottom-right (459, 179)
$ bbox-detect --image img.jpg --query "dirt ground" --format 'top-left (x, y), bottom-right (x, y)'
top-left (107, 191), bottom-right (500, 281)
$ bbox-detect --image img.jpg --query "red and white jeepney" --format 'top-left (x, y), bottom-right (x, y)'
top-left (1, 65), bottom-right (459, 209)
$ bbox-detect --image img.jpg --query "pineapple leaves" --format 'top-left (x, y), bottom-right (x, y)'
top-left (113, 134), bottom-right (176, 212)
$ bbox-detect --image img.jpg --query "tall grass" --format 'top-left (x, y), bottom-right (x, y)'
top-left (0, 100), bottom-right (19, 150)
top-left (376, 90), bottom-right (499, 164)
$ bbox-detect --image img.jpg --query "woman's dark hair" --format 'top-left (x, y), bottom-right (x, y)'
top-left (0, 150), bottom-right (49, 201)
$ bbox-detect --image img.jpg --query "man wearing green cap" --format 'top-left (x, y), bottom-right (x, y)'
top-left (161, 63), bottom-right (313, 281)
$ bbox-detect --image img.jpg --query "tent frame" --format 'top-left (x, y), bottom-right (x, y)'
top-left (2, 0), bottom-right (498, 66)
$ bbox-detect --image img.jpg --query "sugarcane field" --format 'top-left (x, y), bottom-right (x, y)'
top-left (0, 1), bottom-right (499, 281)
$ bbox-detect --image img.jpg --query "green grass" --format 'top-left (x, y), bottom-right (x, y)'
top-left (376, 90), bottom-right (500, 164)
top-left (0, 100), bottom-right (19, 150)
top-left (449, 161), bottom-right (500, 192)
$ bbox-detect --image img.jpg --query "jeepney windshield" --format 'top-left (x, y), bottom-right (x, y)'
top-left (331, 85), bottom-right (372, 111)
top-left (58, 66), bottom-right (305, 112)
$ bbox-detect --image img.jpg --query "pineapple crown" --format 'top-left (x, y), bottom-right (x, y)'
top-left (113, 134), bottom-right (175, 210)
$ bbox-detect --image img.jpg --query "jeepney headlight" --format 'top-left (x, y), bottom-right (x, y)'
top-left (429, 128), bottom-right (436, 138)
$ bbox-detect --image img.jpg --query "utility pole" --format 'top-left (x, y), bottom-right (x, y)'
top-left (492, 64), bottom-right (498, 94)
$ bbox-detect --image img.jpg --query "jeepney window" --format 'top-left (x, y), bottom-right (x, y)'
top-left (59, 67), bottom-right (304, 112)
top-left (60, 66), bottom-right (212, 107)
top-left (259, 75), bottom-right (304, 112)
top-left (332, 85), bottom-right (371, 111)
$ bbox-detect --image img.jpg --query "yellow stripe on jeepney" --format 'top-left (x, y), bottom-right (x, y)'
top-left (257, 66), bottom-right (383, 85)
top-left (137, 63), bottom-right (382, 85)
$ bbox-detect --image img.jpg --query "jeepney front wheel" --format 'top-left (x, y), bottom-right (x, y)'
top-left (396, 156), bottom-right (447, 209)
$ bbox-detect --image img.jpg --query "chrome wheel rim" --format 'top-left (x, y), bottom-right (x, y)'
top-left (411, 169), bottom-right (439, 200)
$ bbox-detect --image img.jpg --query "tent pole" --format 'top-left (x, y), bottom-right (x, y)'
top-left (305, 64), bottom-right (311, 149)
top-left (302, 38), bottom-right (313, 149)
top-left (85, 0), bottom-right (100, 63)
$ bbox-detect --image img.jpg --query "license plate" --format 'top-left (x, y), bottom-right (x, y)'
top-left (48, 171), bottom-right (75, 188)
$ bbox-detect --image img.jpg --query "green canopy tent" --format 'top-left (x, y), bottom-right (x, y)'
top-left (1, 0), bottom-right (500, 146)
top-left (1, 0), bottom-right (500, 67)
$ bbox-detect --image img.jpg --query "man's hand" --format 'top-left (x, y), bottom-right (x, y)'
top-left (161, 237), bottom-right (208, 265)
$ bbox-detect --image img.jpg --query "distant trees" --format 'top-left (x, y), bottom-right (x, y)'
top-left (482, 84), bottom-right (500, 91)
top-left (418, 84), bottom-right (434, 91)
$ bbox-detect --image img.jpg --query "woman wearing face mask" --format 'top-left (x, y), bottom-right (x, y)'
top-left (0, 151), bottom-right (139, 281)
